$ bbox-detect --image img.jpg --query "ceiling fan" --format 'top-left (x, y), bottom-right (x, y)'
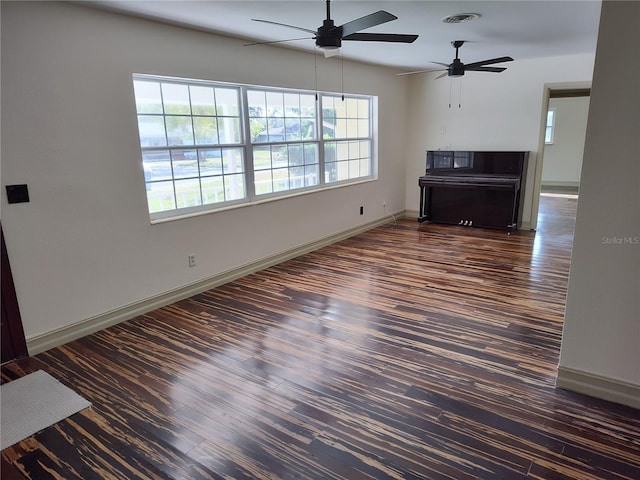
top-left (399, 40), bottom-right (514, 77)
top-left (247, 0), bottom-right (418, 57)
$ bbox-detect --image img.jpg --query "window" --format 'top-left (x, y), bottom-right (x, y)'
top-left (134, 79), bottom-right (244, 215)
top-left (133, 75), bottom-right (375, 221)
top-left (545, 108), bottom-right (556, 144)
top-left (322, 96), bottom-right (372, 184)
top-left (248, 90), bottom-right (319, 195)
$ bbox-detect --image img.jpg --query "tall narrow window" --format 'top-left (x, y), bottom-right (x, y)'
top-left (322, 96), bottom-right (372, 184)
top-left (545, 108), bottom-right (556, 144)
top-left (134, 77), bottom-right (244, 217)
top-left (248, 89), bottom-right (319, 196)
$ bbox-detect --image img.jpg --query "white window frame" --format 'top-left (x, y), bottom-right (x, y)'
top-left (132, 74), bottom-right (377, 222)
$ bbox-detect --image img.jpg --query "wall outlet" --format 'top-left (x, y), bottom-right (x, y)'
top-left (188, 254), bottom-right (196, 268)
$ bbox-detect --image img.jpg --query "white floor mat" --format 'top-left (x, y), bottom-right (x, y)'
top-left (1, 370), bottom-right (91, 449)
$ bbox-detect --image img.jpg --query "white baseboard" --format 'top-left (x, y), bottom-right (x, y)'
top-left (404, 209), bottom-right (420, 220)
top-left (520, 221), bottom-right (533, 231)
top-left (542, 181), bottom-right (580, 188)
top-left (27, 213), bottom-right (401, 355)
top-left (556, 366), bottom-right (640, 409)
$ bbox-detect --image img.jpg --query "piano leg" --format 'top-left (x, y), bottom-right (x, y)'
top-left (418, 185), bottom-right (431, 223)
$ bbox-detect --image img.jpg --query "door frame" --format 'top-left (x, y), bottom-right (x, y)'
top-left (1, 224), bottom-right (28, 362)
top-left (529, 81), bottom-right (591, 230)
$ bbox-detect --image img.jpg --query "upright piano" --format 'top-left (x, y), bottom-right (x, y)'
top-left (418, 151), bottom-right (528, 232)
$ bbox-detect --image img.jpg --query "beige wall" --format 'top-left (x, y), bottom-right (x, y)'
top-left (559, 0), bottom-right (640, 394)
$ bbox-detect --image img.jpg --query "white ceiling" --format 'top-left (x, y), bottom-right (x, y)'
top-left (87, 0), bottom-right (602, 73)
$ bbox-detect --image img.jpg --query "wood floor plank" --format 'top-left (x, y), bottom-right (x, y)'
top-left (2, 195), bottom-right (639, 479)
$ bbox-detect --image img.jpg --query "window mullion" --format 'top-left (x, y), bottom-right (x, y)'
top-left (186, 85), bottom-right (204, 207)
top-left (156, 83), bottom-right (180, 209)
top-left (241, 87), bottom-right (256, 201)
top-left (318, 93), bottom-right (325, 186)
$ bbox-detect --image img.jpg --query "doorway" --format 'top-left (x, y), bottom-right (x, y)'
top-left (541, 89), bottom-right (590, 195)
top-left (531, 85), bottom-right (591, 229)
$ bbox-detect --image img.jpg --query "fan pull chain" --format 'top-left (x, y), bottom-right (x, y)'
top-left (448, 78), bottom-right (452, 109)
top-left (341, 54), bottom-right (345, 101)
top-left (459, 78), bottom-right (462, 108)
top-left (314, 48), bottom-right (319, 101)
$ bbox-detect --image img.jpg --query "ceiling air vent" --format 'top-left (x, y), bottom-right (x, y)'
top-left (442, 13), bottom-right (481, 24)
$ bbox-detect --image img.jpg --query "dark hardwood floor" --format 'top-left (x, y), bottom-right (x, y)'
top-left (2, 194), bottom-right (639, 479)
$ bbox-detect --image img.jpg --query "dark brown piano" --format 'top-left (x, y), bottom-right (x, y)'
top-left (418, 151), bottom-right (528, 231)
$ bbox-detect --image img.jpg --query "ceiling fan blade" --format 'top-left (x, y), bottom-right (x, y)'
top-left (431, 61), bottom-right (450, 67)
top-left (243, 37), bottom-right (314, 47)
top-left (465, 66), bottom-right (507, 73)
top-left (251, 19), bottom-right (316, 35)
top-left (398, 68), bottom-right (447, 77)
top-left (340, 11), bottom-right (397, 37)
top-left (463, 56), bottom-right (514, 69)
top-left (435, 72), bottom-right (449, 79)
top-left (397, 69), bottom-right (431, 76)
top-left (343, 32), bottom-right (418, 43)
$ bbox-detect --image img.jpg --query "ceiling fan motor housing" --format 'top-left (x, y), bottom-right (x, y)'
top-left (316, 19), bottom-right (342, 48)
top-left (449, 58), bottom-right (465, 76)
